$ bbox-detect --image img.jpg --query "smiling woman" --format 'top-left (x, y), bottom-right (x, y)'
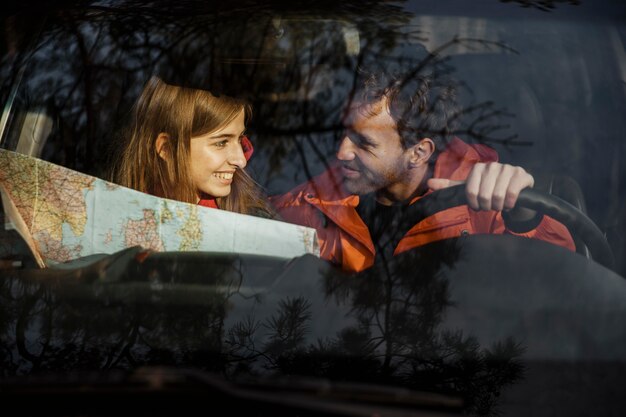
top-left (111, 76), bottom-right (276, 218)
top-left (187, 110), bottom-right (248, 199)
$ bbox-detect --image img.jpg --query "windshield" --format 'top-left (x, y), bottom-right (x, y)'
top-left (1, 1), bottom-right (626, 416)
top-left (1, 0), bottom-right (625, 274)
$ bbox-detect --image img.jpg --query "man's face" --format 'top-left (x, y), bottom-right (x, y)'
top-left (337, 98), bottom-right (411, 198)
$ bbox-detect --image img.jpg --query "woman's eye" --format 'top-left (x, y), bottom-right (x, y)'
top-left (214, 140), bottom-right (228, 148)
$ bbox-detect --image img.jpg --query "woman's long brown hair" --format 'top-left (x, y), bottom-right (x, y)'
top-left (112, 76), bottom-right (275, 217)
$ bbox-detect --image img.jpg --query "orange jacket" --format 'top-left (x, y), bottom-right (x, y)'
top-left (271, 138), bottom-right (575, 272)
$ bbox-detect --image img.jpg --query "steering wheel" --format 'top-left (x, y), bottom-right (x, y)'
top-left (400, 184), bottom-right (615, 270)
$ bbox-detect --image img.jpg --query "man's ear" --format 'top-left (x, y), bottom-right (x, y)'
top-left (155, 133), bottom-right (170, 162)
top-left (409, 138), bottom-right (435, 167)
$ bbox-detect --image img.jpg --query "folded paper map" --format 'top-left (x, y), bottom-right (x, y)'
top-left (0, 149), bottom-right (320, 268)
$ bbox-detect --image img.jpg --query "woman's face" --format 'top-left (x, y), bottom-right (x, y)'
top-left (189, 110), bottom-right (247, 200)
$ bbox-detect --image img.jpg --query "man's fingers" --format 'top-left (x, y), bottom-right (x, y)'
top-left (477, 163), bottom-right (502, 210)
top-left (503, 167), bottom-right (534, 210)
top-left (427, 178), bottom-right (464, 190)
top-left (491, 164), bottom-right (515, 211)
top-left (427, 164), bottom-right (534, 212)
top-left (465, 163), bottom-right (486, 210)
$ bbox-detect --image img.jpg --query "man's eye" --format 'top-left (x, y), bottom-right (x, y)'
top-left (343, 130), bottom-right (371, 149)
top-left (352, 135), bottom-right (372, 149)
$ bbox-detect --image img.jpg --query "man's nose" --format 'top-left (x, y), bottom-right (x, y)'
top-left (229, 143), bottom-right (247, 169)
top-left (336, 136), bottom-right (356, 161)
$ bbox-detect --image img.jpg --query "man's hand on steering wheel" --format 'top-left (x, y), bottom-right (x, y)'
top-left (427, 162), bottom-right (538, 222)
top-left (412, 164), bottom-right (614, 269)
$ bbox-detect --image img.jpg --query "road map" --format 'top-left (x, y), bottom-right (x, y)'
top-left (0, 149), bottom-right (320, 268)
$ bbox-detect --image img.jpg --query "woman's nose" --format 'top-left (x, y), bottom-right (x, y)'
top-left (229, 143), bottom-right (247, 169)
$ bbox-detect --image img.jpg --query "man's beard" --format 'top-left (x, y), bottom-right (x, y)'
top-left (341, 164), bottom-right (393, 196)
top-left (342, 176), bottom-right (376, 195)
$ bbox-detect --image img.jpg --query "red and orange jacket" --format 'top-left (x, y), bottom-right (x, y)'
top-left (271, 138), bottom-right (575, 273)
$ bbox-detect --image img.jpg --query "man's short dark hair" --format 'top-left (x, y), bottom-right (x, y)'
top-left (353, 65), bottom-right (459, 163)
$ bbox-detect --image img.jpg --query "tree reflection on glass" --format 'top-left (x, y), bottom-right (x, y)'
top-left (0, 2), bottom-right (540, 416)
top-left (0, 243), bottom-right (524, 416)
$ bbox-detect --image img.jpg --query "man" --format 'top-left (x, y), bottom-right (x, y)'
top-left (271, 69), bottom-right (575, 273)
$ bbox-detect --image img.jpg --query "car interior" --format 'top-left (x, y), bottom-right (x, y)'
top-left (0, 6), bottom-right (623, 276)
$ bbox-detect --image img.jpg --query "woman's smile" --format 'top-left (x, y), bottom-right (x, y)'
top-left (213, 171), bottom-right (235, 183)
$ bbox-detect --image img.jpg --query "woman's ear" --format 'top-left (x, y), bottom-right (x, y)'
top-left (409, 138), bottom-right (435, 167)
top-left (155, 133), bottom-right (170, 162)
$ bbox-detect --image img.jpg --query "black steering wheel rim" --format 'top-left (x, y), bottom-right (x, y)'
top-left (405, 184), bottom-right (615, 270)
